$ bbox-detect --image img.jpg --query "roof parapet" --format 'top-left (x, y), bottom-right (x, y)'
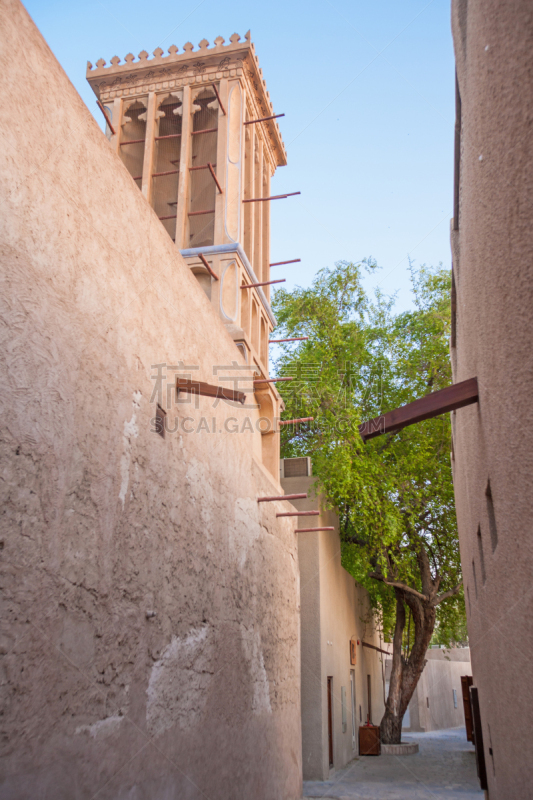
top-left (87, 31), bottom-right (286, 166)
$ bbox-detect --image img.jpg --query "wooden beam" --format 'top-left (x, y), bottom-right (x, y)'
top-left (359, 377), bottom-right (479, 442)
top-left (279, 417), bottom-right (314, 425)
top-left (243, 192), bottom-right (300, 203)
top-left (176, 378), bottom-right (245, 405)
top-left (269, 337), bottom-right (308, 343)
top-left (258, 494), bottom-right (307, 503)
top-left (276, 511), bottom-right (319, 518)
top-left (297, 527), bottom-right (334, 532)
top-left (96, 100), bottom-right (116, 135)
top-left (212, 83), bottom-right (226, 116)
top-left (207, 162), bottom-right (223, 194)
top-left (198, 253), bottom-right (219, 281)
top-left (362, 641), bottom-right (392, 657)
top-left (244, 113), bottom-right (285, 125)
top-left (270, 259), bottom-right (301, 267)
top-left (241, 279), bottom-right (286, 289)
top-left (253, 377), bottom-right (293, 385)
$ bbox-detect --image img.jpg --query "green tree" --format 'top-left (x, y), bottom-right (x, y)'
top-left (272, 260), bottom-right (464, 744)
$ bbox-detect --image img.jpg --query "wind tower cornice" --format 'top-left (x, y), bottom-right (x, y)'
top-left (86, 32), bottom-right (287, 168)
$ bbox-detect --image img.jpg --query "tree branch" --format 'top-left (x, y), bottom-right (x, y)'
top-left (369, 572), bottom-right (429, 602)
top-left (433, 580), bottom-right (463, 606)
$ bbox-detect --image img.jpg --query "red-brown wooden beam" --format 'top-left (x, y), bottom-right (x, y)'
top-left (198, 253), bottom-right (219, 281)
top-left (253, 377), bottom-right (294, 385)
top-left (279, 417), bottom-right (314, 425)
top-left (159, 214), bottom-right (178, 221)
top-left (120, 138), bottom-right (145, 146)
top-left (241, 279), bottom-right (286, 289)
top-left (189, 163), bottom-right (216, 171)
top-left (362, 641), bottom-right (392, 657)
top-left (297, 527), bottom-right (335, 532)
top-left (258, 493), bottom-right (308, 503)
top-left (359, 377), bottom-right (479, 442)
top-left (277, 511), bottom-right (319, 518)
top-left (188, 208), bottom-right (215, 217)
top-left (269, 337), bottom-right (308, 343)
top-left (207, 162), bottom-right (223, 194)
top-left (96, 100), bottom-right (116, 135)
top-left (191, 127), bottom-right (218, 136)
top-left (152, 169), bottom-right (179, 178)
top-left (155, 133), bottom-right (182, 141)
top-left (243, 192), bottom-right (300, 203)
top-left (244, 113), bottom-right (285, 125)
top-left (212, 83), bottom-right (226, 116)
top-left (176, 378), bottom-right (245, 405)
top-left (270, 259), bottom-right (301, 267)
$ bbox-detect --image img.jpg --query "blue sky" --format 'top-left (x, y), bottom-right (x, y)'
top-left (24, 0), bottom-right (455, 311)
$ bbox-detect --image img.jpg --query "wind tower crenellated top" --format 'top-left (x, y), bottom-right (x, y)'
top-left (87, 32), bottom-right (286, 168)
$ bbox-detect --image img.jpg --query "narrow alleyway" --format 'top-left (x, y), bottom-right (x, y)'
top-left (303, 728), bottom-right (483, 799)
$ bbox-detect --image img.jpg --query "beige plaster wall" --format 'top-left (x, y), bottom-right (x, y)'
top-left (0, 3), bottom-right (302, 798)
top-left (281, 470), bottom-right (385, 781)
top-left (451, 1), bottom-right (533, 796)
top-left (402, 649), bottom-right (472, 733)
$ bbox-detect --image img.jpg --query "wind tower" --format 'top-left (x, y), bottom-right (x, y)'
top-left (87, 33), bottom-right (298, 478)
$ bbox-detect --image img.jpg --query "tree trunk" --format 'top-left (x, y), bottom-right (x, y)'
top-left (380, 588), bottom-right (436, 744)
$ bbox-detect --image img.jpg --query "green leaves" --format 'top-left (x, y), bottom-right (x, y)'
top-left (273, 260), bottom-right (465, 646)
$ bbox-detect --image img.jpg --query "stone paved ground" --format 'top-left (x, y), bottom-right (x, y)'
top-left (303, 728), bottom-right (484, 800)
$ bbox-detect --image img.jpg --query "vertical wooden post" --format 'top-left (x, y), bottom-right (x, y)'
top-left (253, 137), bottom-right (263, 277)
top-left (214, 79), bottom-right (229, 245)
top-left (262, 164), bottom-right (271, 293)
top-left (141, 92), bottom-right (157, 204)
top-left (244, 115), bottom-right (255, 264)
top-left (175, 85), bottom-right (192, 249)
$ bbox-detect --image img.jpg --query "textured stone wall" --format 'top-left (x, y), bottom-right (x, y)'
top-left (451, 1), bottom-right (533, 796)
top-left (0, 2), bottom-right (302, 797)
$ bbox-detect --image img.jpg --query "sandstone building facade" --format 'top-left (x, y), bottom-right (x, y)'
top-left (450, 0), bottom-right (533, 796)
top-left (281, 458), bottom-right (385, 781)
top-left (0, 2), bottom-right (302, 797)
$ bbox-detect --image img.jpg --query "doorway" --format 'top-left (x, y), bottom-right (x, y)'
top-left (327, 677), bottom-right (334, 767)
top-left (350, 670), bottom-right (356, 751)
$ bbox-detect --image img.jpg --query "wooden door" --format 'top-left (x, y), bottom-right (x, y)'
top-left (327, 677), bottom-right (334, 767)
top-left (470, 687), bottom-right (488, 791)
top-left (461, 675), bottom-right (474, 742)
top-left (350, 670), bottom-right (356, 751)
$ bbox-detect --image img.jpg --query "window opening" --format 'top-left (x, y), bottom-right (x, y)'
top-left (189, 87), bottom-right (219, 247)
top-left (260, 316), bottom-right (268, 366)
top-left (155, 404), bottom-right (166, 438)
top-left (477, 525), bottom-right (486, 584)
top-left (240, 280), bottom-right (250, 335)
top-left (486, 480), bottom-right (498, 552)
top-left (283, 458), bottom-right (309, 478)
top-left (152, 92), bottom-right (182, 241)
top-left (327, 677), bottom-right (334, 767)
top-left (341, 686), bottom-right (347, 733)
top-left (119, 97), bottom-right (148, 187)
